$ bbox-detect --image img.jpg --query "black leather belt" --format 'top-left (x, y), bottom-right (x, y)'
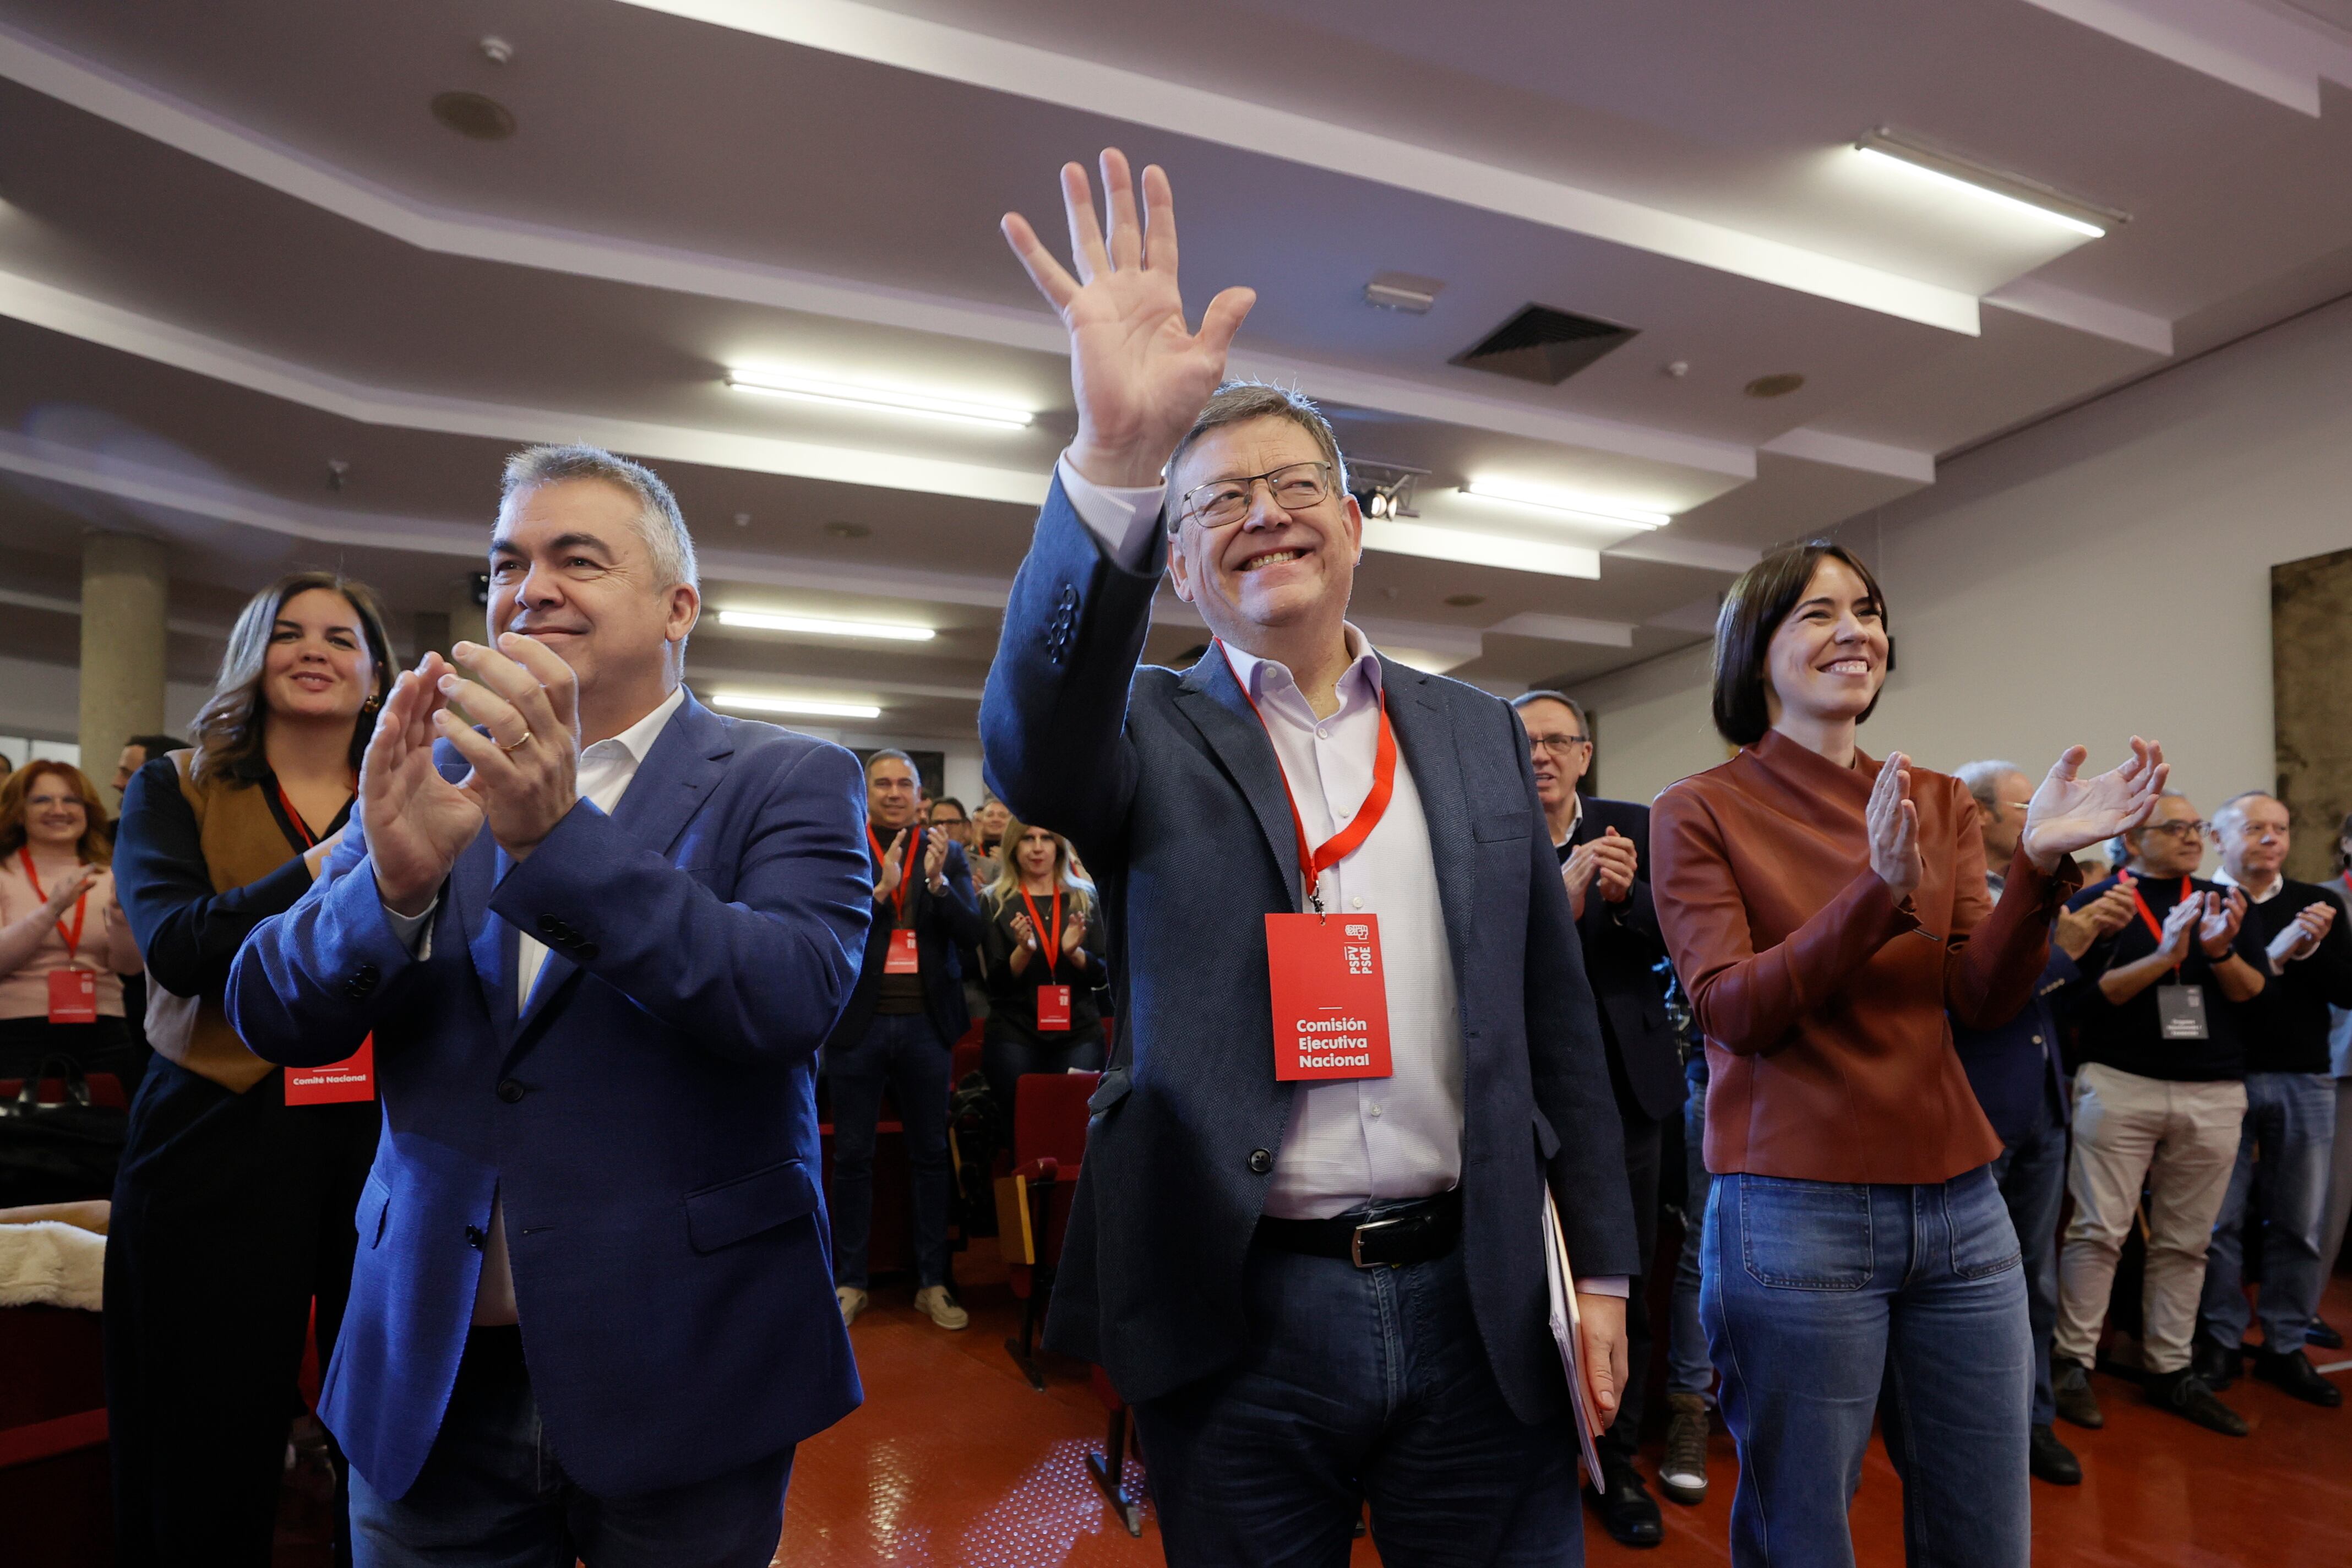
top-left (1255, 1189), bottom-right (1462, 1269)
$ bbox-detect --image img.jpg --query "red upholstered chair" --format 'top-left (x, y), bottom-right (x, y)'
top-left (998, 1070), bottom-right (1096, 1390)
top-left (0, 1073), bottom-right (127, 1109)
top-left (950, 1022), bottom-right (984, 1087)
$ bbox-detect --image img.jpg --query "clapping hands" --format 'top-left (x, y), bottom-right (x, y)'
top-left (2022, 741), bottom-right (2168, 872)
top-left (2268, 899), bottom-right (2337, 969)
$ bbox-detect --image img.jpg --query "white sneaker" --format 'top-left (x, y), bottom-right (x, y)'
top-left (836, 1286), bottom-right (868, 1326)
top-left (913, 1285), bottom-right (970, 1331)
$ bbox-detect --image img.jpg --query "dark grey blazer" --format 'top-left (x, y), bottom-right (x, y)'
top-left (979, 477), bottom-right (1637, 1419)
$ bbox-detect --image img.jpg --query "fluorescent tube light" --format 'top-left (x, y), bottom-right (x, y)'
top-left (1460, 479), bottom-right (1669, 530)
top-left (1852, 129), bottom-right (2124, 240)
top-left (711, 692), bottom-right (884, 720)
top-left (1360, 519), bottom-right (1599, 580)
top-left (725, 369), bottom-right (1033, 428)
top-left (717, 609), bottom-right (935, 642)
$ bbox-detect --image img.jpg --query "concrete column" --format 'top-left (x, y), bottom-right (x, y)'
top-left (78, 532), bottom-right (169, 781)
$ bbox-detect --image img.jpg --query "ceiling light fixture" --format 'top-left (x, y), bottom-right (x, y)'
top-left (725, 369), bottom-right (1033, 428)
top-left (1460, 478), bottom-right (1670, 530)
top-left (716, 609), bottom-right (935, 642)
top-left (1852, 128), bottom-right (2125, 239)
top-left (711, 692), bottom-right (884, 720)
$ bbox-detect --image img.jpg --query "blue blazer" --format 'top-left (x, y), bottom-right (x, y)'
top-left (226, 692), bottom-right (872, 1499)
top-left (979, 479), bottom-right (1637, 1420)
top-left (825, 831), bottom-right (985, 1049)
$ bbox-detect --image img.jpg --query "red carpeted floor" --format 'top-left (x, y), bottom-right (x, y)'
top-left (772, 1261), bottom-right (2352, 1566)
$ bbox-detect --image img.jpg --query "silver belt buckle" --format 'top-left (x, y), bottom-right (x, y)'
top-left (1349, 1215), bottom-right (1406, 1269)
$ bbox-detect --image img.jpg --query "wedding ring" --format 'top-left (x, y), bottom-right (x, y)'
top-left (497, 729), bottom-right (532, 754)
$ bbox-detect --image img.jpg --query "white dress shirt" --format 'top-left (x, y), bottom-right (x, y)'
top-left (1059, 461), bottom-right (1630, 1295)
top-left (385, 685), bottom-right (687, 1325)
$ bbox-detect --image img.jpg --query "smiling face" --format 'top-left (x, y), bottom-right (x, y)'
top-left (1762, 557), bottom-right (1888, 732)
top-left (1518, 696), bottom-right (1592, 813)
top-left (866, 756), bottom-right (919, 833)
top-left (489, 478), bottom-right (699, 712)
top-left (1015, 825), bottom-right (1060, 883)
top-left (974, 798), bottom-right (1010, 848)
top-left (1165, 415), bottom-right (1362, 648)
top-left (2126, 794), bottom-right (2206, 878)
top-left (262, 587), bottom-right (378, 728)
top-left (20, 771), bottom-right (90, 854)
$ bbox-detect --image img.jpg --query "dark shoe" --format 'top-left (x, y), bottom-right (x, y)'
top-left (1658, 1392), bottom-right (1709, 1505)
top-left (2053, 1360), bottom-right (2105, 1430)
top-left (2144, 1369), bottom-right (2250, 1436)
top-left (2028, 1423), bottom-right (2082, 1486)
top-left (1588, 1463), bottom-right (1664, 1548)
top-left (2253, 1347), bottom-right (2344, 1408)
top-left (2191, 1336), bottom-right (2241, 1392)
top-left (2307, 1318), bottom-right (2345, 1351)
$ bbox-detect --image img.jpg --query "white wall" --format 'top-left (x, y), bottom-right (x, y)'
top-left (0, 655), bottom-right (213, 752)
top-left (1572, 291), bottom-right (2352, 820)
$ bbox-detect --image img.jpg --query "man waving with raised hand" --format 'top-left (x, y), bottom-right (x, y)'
top-left (986, 150), bottom-right (1637, 1567)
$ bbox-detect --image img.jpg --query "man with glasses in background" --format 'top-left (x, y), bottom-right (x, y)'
top-left (1511, 690), bottom-right (1687, 1543)
top-left (2051, 794), bottom-right (2267, 1435)
top-left (2192, 792), bottom-right (2352, 1407)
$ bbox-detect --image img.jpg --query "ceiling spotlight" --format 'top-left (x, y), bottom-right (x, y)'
top-left (725, 369), bottom-right (1033, 428)
top-left (1460, 478), bottom-right (1670, 530)
top-left (716, 610), bottom-right (935, 642)
top-left (711, 692), bottom-right (884, 720)
top-left (1852, 128), bottom-right (2125, 239)
top-left (1347, 459), bottom-right (1427, 522)
top-left (431, 90), bottom-right (515, 141)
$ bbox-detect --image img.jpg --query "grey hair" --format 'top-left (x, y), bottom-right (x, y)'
top-left (1166, 382), bottom-right (1348, 527)
top-left (499, 444), bottom-right (699, 592)
top-left (2213, 790), bottom-right (2279, 837)
top-left (1511, 690), bottom-right (1589, 738)
top-left (1953, 759), bottom-right (2028, 818)
top-left (863, 748), bottom-right (917, 778)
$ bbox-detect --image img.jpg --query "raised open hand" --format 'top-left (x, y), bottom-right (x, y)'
top-left (364, 653), bottom-right (486, 916)
top-left (874, 830), bottom-right (911, 902)
top-left (39, 863), bottom-right (101, 919)
top-left (434, 635), bottom-right (582, 862)
top-left (1003, 149), bottom-right (1256, 488)
top-left (1867, 752), bottom-right (1922, 899)
top-left (2021, 739), bottom-right (2168, 871)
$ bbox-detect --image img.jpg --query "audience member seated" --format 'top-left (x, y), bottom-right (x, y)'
top-left (2313, 812), bottom-right (2352, 1349)
top-left (2052, 793), bottom-right (2263, 1437)
top-left (107, 570), bottom-right (393, 1566)
top-left (2193, 792), bottom-right (2352, 1406)
top-left (979, 820), bottom-right (1108, 1117)
top-left (112, 734), bottom-right (188, 805)
top-left (1952, 759), bottom-right (2138, 1486)
top-left (827, 749), bottom-right (983, 1333)
top-left (0, 762), bottom-right (146, 1090)
top-left (1511, 689), bottom-right (1681, 1546)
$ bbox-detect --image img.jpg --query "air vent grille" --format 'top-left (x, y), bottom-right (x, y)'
top-left (1451, 304), bottom-right (1636, 386)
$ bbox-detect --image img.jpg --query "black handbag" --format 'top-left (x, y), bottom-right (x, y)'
top-left (0, 1055), bottom-right (128, 1207)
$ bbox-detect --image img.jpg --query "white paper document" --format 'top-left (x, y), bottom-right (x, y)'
top-left (1541, 1184), bottom-right (1608, 1486)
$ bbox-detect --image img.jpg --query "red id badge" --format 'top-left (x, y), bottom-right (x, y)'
top-left (1264, 913), bottom-right (1392, 1082)
top-left (1036, 984), bottom-right (1072, 1032)
top-left (46, 968), bottom-right (96, 1024)
top-left (285, 1034), bottom-right (375, 1106)
top-left (885, 928), bottom-right (921, 974)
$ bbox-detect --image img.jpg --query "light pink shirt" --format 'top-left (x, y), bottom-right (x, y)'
top-left (0, 858), bottom-right (140, 1019)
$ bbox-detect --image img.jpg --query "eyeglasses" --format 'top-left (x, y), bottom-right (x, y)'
top-left (2141, 819), bottom-right (2210, 839)
top-left (1527, 734), bottom-right (1590, 756)
top-left (1175, 461), bottom-right (1335, 531)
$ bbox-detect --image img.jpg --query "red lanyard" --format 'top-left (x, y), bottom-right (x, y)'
top-left (1019, 886), bottom-right (1063, 974)
top-left (2127, 874), bottom-right (2192, 972)
top-left (1218, 641), bottom-right (1397, 912)
top-left (869, 825), bottom-right (924, 920)
top-left (18, 849), bottom-right (88, 963)
top-left (275, 780), bottom-right (351, 851)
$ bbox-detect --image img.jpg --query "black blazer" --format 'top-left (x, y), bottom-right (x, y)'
top-left (979, 478), bottom-right (1636, 1417)
top-left (825, 830), bottom-right (984, 1048)
top-left (980, 888), bottom-right (1107, 1046)
top-left (1566, 797), bottom-right (1685, 1122)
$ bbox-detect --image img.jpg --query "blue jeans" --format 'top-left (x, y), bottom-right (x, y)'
top-left (1988, 1091), bottom-right (2068, 1427)
top-left (2199, 1070), bottom-right (2337, 1350)
top-left (350, 1328), bottom-right (792, 1568)
top-left (1132, 1227), bottom-right (1582, 1568)
top-left (1704, 1168), bottom-right (2030, 1568)
top-left (1668, 1051), bottom-right (1712, 1401)
top-left (826, 1011), bottom-right (954, 1289)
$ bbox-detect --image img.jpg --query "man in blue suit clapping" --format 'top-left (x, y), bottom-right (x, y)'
top-left (987, 150), bottom-right (1640, 1566)
top-left (228, 445), bottom-right (872, 1567)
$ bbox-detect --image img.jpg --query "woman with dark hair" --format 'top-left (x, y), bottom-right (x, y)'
top-left (105, 570), bottom-right (395, 1567)
top-left (1651, 540), bottom-right (2164, 1568)
top-left (979, 818), bottom-right (1108, 1114)
top-left (0, 761), bottom-right (146, 1086)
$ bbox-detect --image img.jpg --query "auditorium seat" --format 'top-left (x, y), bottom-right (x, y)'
top-left (998, 1070), bottom-right (1095, 1391)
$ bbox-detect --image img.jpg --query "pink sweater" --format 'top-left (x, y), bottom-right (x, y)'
top-left (0, 856), bottom-right (143, 1020)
